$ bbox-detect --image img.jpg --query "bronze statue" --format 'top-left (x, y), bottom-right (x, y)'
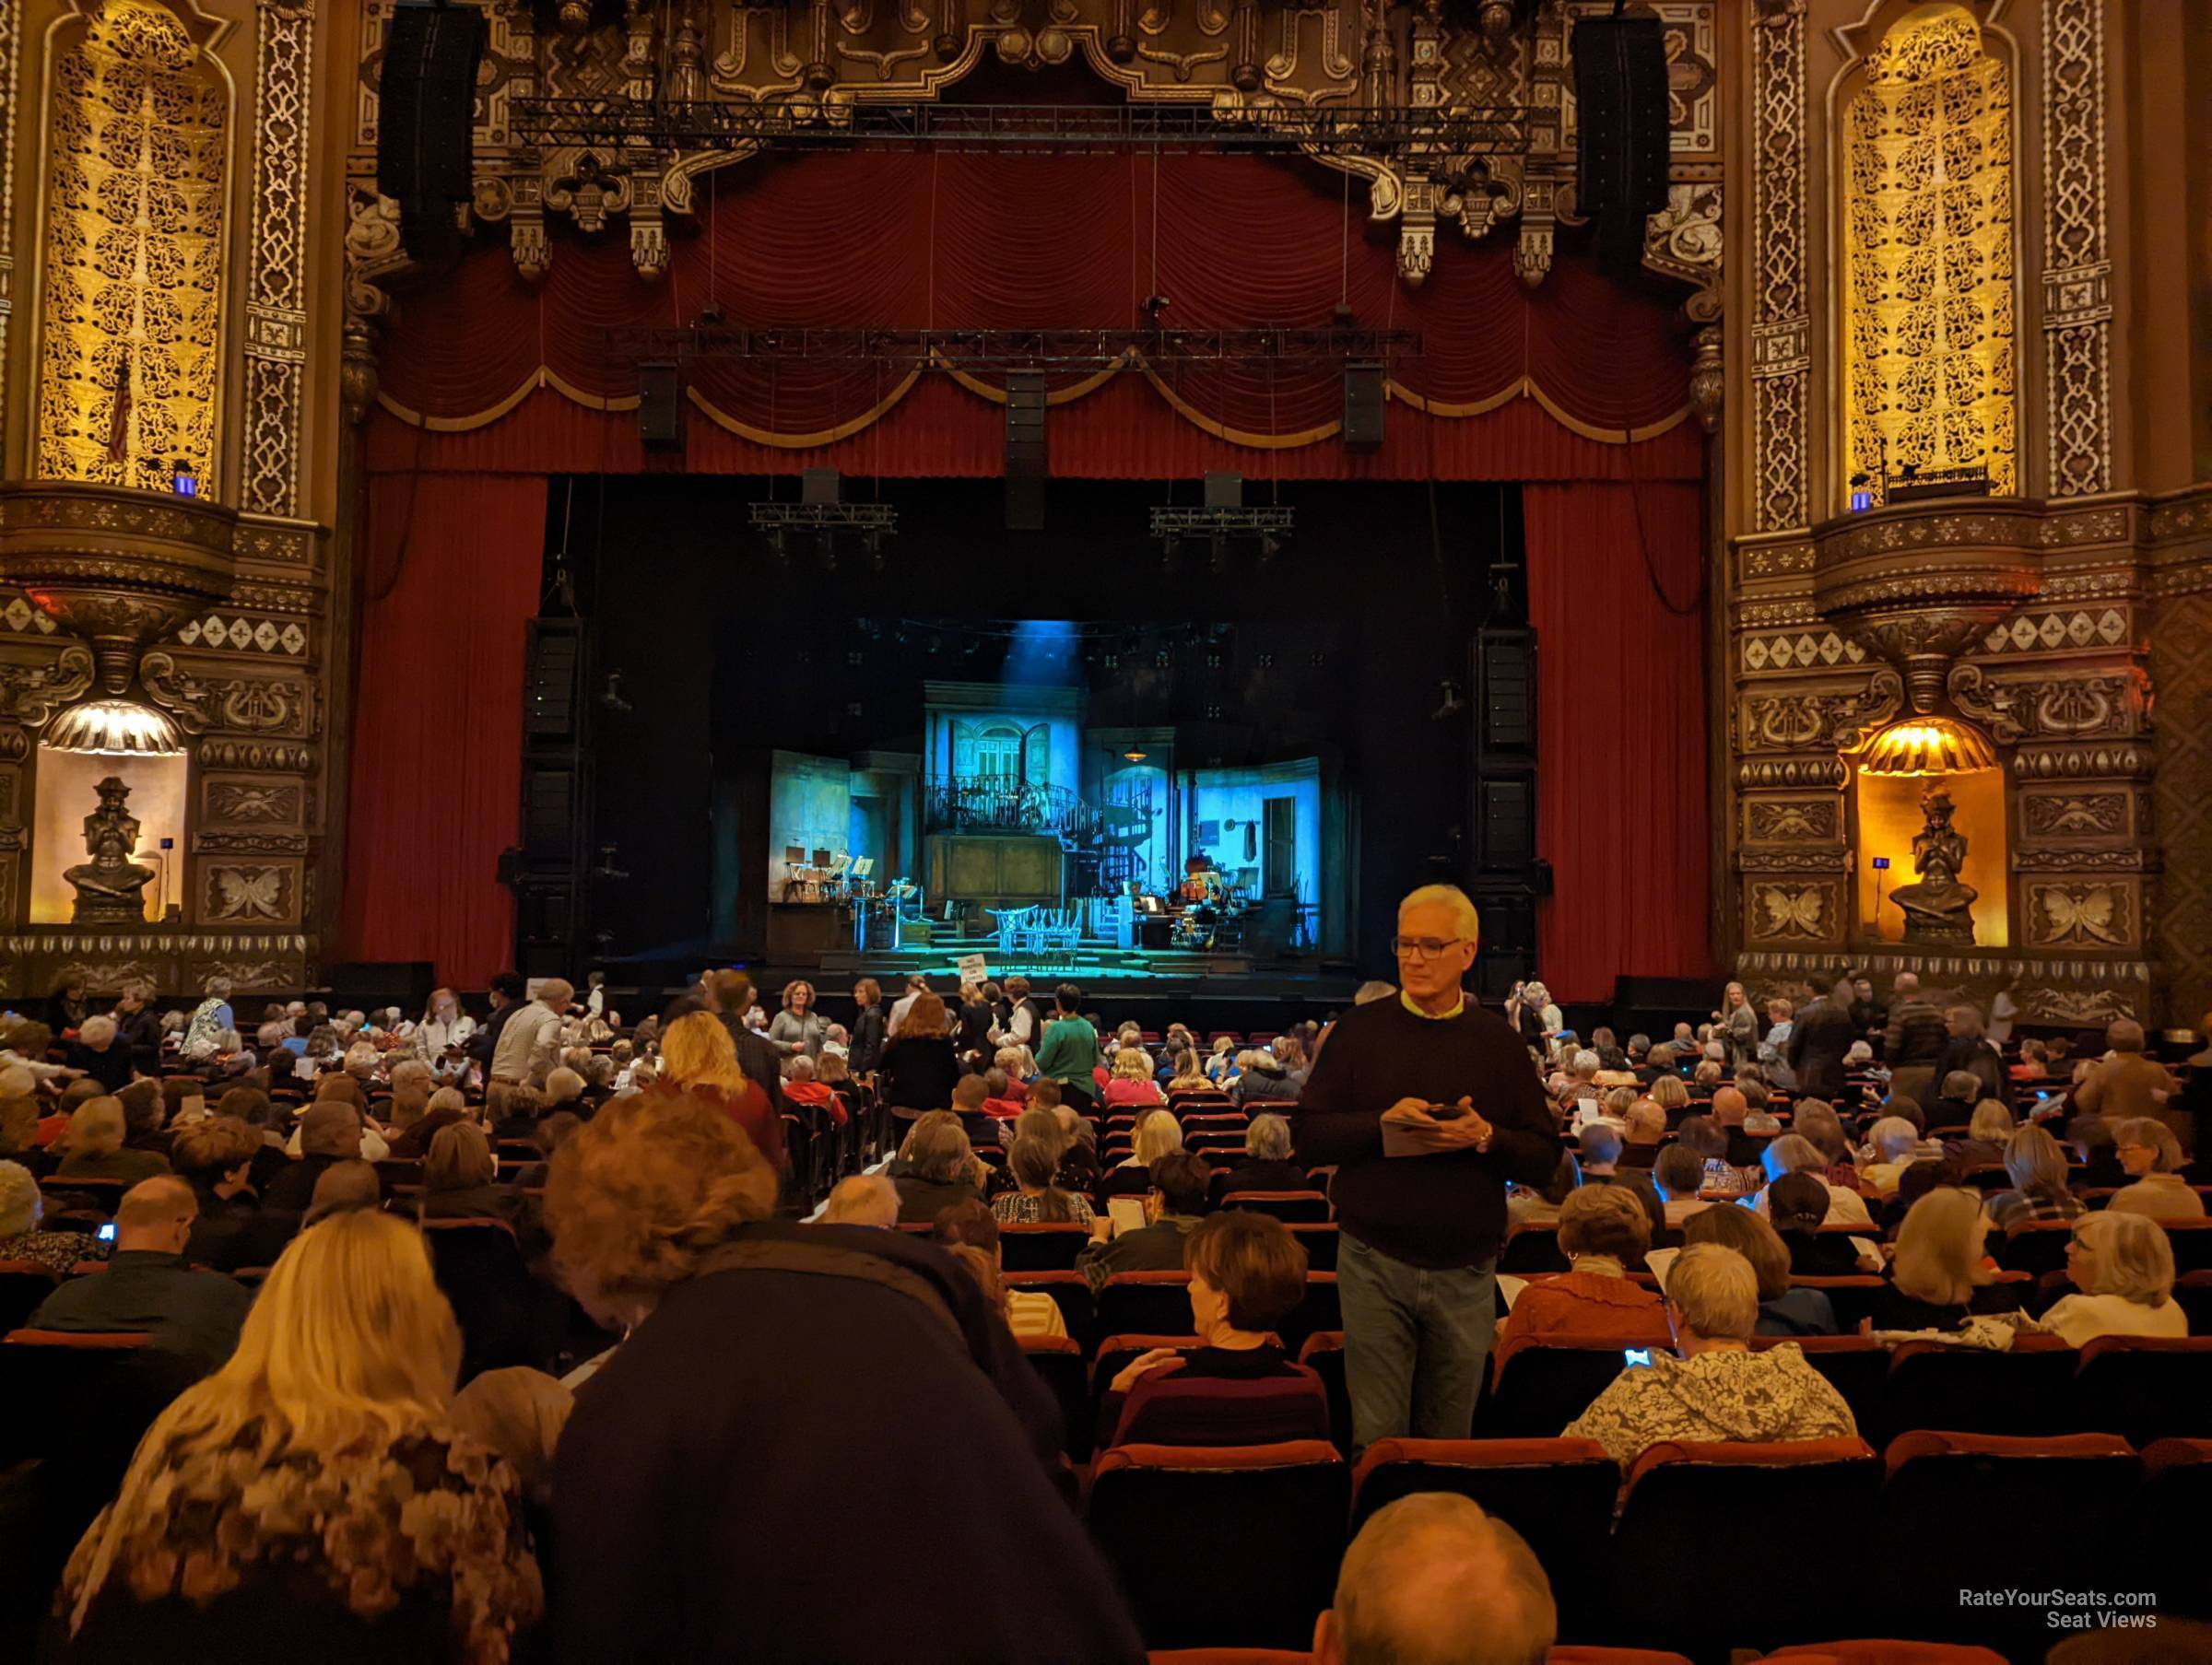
top-left (62, 775), bottom-right (157, 924)
top-left (1888, 785), bottom-right (1978, 945)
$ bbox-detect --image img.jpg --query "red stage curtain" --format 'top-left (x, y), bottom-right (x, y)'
top-left (373, 151), bottom-right (1698, 459)
top-left (335, 475), bottom-right (546, 990)
top-left (1524, 481), bottom-right (1714, 1003)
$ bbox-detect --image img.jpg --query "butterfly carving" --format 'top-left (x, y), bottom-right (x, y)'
top-left (1759, 886), bottom-right (1825, 938)
top-left (213, 868), bottom-right (288, 920)
top-left (2038, 887), bottom-right (2121, 945)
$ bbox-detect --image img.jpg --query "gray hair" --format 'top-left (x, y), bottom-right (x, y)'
top-left (902, 1112), bottom-right (971, 1185)
top-left (2071, 1211), bottom-right (2175, 1307)
top-left (2113, 1117), bottom-right (2186, 1174)
top-left (387, 1057), bottom-right (433, 1094)
top-left (1353, 981), bottom-right (1397, 1006)
top-left (1245, 1112), bottom-right (1291, 1163)
top-left (78, 1014), bottom-right (117, 1048)
top-left (1867, 1117), bottom-right (1920, 1163)
top-left (1941, 1071), bottom-right (1985, 1103)
top-left (1571, 1049), bottom-right (1600, 1079)
top-left (203, 976), bottom-right (233, 999)
top-left (820, 1173), bottom-right (899, 1227)
top-left (1397, 883), bottom-right (1481, 941)
top-left (1665, 1243), bottom-right (1760, 1342)
top-left (2005, 1124), bottom-right (2073, 1191)
top-left (1792, 1099), bottom-right (1848, 1161)
top-left (1332, 1492), bottom-right (1556, 1665)
top-left (1762, 1133), bottom-right (1824, 1179)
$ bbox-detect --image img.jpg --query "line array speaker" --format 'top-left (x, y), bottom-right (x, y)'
top-left (1343, 362), bottom-right (1385, 451)
top-left (1572, 13), bottom-right (1671, 262)
top-left (1006, 372), bottom-right (1047, 531)
top-left (373, 3), bottom-right (487, 264)
top-left (638, 362), bottom-right (683, 449)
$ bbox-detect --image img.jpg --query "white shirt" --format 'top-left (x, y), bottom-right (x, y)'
top-left (415, 1014), bottom-right (477, 1059)
top-left (2038, 1291), bottom-right (2187, 1349)
top-left (887, 991), bottom-right (920, 1038)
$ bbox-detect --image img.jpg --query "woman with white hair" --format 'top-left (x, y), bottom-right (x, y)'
top-left (1717, 980), bottom-right (1760, 1071)
top-left (1506, 980), bottom-right (1562, 1044)
top-left (0, 1157), bottom-right (99, 1273)
top-left (1562, 1243), bottom-right (1857, 1474)
top-left (181, 976), bottom-right (235, 1061)
top-left (1857, 1116), bottom-right (1926, 1198)
top-left (2105, 1118), bottom-right (2206, 1220)
top-left (54, 1096), bottom-right (171, 1184)
top-left (1751, 1133), bottom-right (1874, 1226)
top-left (2041, 1212), bottom-right (2188, 1346)
top-left (1218, 1111), bottom-right (1305, 1196)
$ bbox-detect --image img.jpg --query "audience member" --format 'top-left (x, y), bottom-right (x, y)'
top-left (1872, 1186), bottom-right (2026, 1331)
top-left (1078, 1148), bottom-right (1212, 1289)
top-left (2106, 1118), bottom-right (2205, 1219)
top-left (1312, 1493), bottom-right (1556, 1665)
top-left (29, 1176), bottom-right (252, 1374)
top-left (1683, 1202), bottom-right (1836, 1335)
top-left (1034, 984), bottom-right (1102, 1113)
top-left (168, 1115), bottom-right (268, 1271)
top-left (994, 1133), bottom-right (1097, 1225)
top-left (1218, 1111), bottom-right (1306, 1195)
top-left (1766, 1172), bottom-right (1863, 1276)
top-left (64, 1014), bottom-right (135, 1094)
top-left (1884, 972), bottom-right (1948, 1105)
top-left (53, 1096), bottom-right (171, 1185)
top-left (1753, 1133), bottom-right (1874, 1225)
top-left (1100, 1106), bottom-right (1184, 1200)
top-left (892, 1110), bottom-right (984, 1222)
top-left (542, 1091), bottom-right (1141, 1662)
top-left (302, 1159), bottom-right (383, 1226)
top-left (1494, 1186), bottom-right (1666, 1371)
top-left (1653, 1143), bottom-right (1708, 1227)
top-left (491, 977), bottom-right (571, 1085)
top-left (1944, 1098), bottom-right (2018, 1169)
top-left (1786, 979), bottom-right (1859, 1100)
top-left (0, 1156), bottom-right (97, 1274)
top-left (1102, 1047), bottom-right (1166, 1109)
top-left (819, 1172), bottom-right (900, 1227)
top-left (1935, 1004), bottom-right (2009, 1107)
top-left (262, 1101), bottom-right (364, 1213)
top-left (651, 1010), bottom-right (783, 1173)
top-left (768, 979), bottom-right (829, 1059)
top-left (389, 1083), bottom-right (471, 1159)
top-left (1677, 1115), bottom-right (1758, 1200)
top-left (1563, 1244), bottom-right (1857, 1471)
top-left (2041, 1211), bottom-right (2187, 1346)
top-left (1986, 1124), bottom-right (2088, 1232)
top-left (56, 1209), bottom-right (542, 1660)
top-left (2075, 1020), bottom-right (2186, 1152)
top-left (1097, 1208), bottom-right (1310, 1443)
top-left (879, 991), bottom-right (961, 1113)
top-left (935, 1198), bottom-right (1068, 1341)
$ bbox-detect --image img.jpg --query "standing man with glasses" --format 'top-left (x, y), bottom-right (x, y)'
top-left (1296, 884), bottom-right (1559, 1445)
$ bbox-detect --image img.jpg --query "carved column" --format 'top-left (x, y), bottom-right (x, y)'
top-left (1747, 0), bottom-right (1808, 532)
top-left (241, 0), bottom-right (314, 518)
top-left (2040, 0), bottom-right (2112, 498)
top-left (0, 0), bottom-right (20, 459)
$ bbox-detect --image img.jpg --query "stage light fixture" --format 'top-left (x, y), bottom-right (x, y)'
top-left (1123, 747), bottom-right (1148, 763)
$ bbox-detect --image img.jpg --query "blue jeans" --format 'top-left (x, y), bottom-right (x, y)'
top-left (1337, 1230), bottom-right (1498, 1447)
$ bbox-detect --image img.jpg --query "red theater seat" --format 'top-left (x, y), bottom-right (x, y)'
top-left (1111, 1371), bottom-right (1331, 1448)
top-left (2070, 1334), bottom-right (2212, 1447)
top-left (1218, 1190), bottom-right (1331, 1225)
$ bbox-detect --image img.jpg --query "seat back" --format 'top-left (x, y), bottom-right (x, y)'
top-left (1877, 1432), bottom-right (2142, 1653)
top-left (2070, 1335), bottom-right (2212, 1447)
top-left (1480, 1342), bottom-right (1630, 1438)
top-left (2170, 1270), bottom-right (2212, 1335)
top-left (1018, 1334), bottom-right (1092, 1460)
top-left (1004, 1272), bottom-right (1093, 1351)
top-left (1751, 1336), bottom-right (1889, 1436)
top-left (1993, 1218), bottom-right (2076, 1276)
top-left (1786, 1275), bottom-right (1888, 1331)
top-left (2134, 1441), bottom-right (2212, 1622)
top-left (418, 1218), bottom-right (535, 1381)
top-left (997, 1223), bottom-right (1092, 1271)
top-left (1611, 1438), bottom-right (1880, 1656)
top-left (1285, 1223), bottom-right (1338, 1272)
top-left (2165, 1218), bottom-right (2212, 1274)
top-left (1297, 1332), bottom-right (1352, 1452)
top-left (0, 1329), bottom-right (199, 1505)
top-left (1088, 1442), bottom-right (1348, 1650)
top-left (1350, 1437), bottom-right (1618, 1628)
top-left (1112, 1370), bottom-right (1330, 1448)
top-left (1218, 1190), bottom-right (1331, 1225)
top-left (1877, 1336), bottom-right (2081, 1446)
top-left (0, 1261), bottom-right (61, 1335)
top-left (1499, 1225), bottom-right (1570, 1273)
top-left (1098, 1272), bottom-right (1196, 1340)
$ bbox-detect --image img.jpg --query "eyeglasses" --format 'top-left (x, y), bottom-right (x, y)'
top-left (1390, 936), bottom-right (1466, 959)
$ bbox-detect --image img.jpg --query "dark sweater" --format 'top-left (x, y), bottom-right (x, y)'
top-left (1096, 1341), bottom-right (1298, 1448)
top-left (550, 1222), bottom-right (1142, 1664)
top-left (1294, 999), bottom-right (1558, 1270)
top-left (29, 1249), bottom-right (253, 1375)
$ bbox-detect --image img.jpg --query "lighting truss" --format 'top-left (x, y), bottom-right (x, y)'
top-left (750, 501), bottom-right (898, 567)
top-left (511, 99), bottom-right (1524, 158)
top-left (607, 326), bottom-right (1420, 371)
top-left (1151, 506), bottom-right (1294, 572)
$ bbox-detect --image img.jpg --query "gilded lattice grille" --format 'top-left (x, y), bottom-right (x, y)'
top-left (1841, 5), bottom-right (2016, 507)
top-left (34, 0), bottom-right (228, 493)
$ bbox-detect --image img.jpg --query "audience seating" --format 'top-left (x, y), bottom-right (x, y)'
top-left (1348, 1437), bottom-right (1618, 1612)
top-left (1786, 1275), bottom-right (1888, 1331)
top-left (1752, 1335), bottom-right (1889, 1436)
top-left (1018, 1333), bottom-right (1092, 1460)
top-left (1480, 1340), bottom-right (1635, 1438)
top-left (1608, 1438), bottom-right (1879, 1656)
top-left (1993, 1219), bottom-right (2076, 1277)
top-left (1091, 1335), bottom-right (1203, 1408)
top-left (1088, 1442), bottom-right (1348, 1650)
top-left (418, 1217), bottom-right (536, 1382)
top-left (1295, 1332), bottom-right (1351, 1451)
top-left (2068, 1335), bottom-right (2212, 1447)
top-left (1758, 1647), bottom-right (2006, 1665)
top-left (1003, 1272), bottom-right (1091, 1343)
top-left (1098, 1272), bottom-right (1201, 1339)
top-left (0, 1260), bottom-right (60, 1333)
top-left (1284, 1223), bottom-right (1338, 1272)
top-left (997, 1223), bottom-right (1092, 1270)
top-left (1875, 1335), bottom-right (2081, 1444)
top-left (2133, 1440), bottom-right (2212, 1622)
top-left (2169, 1269), bottom-right (2212, 1332)
top-left (1218, 1190), bottom-right (1331, 1225)
top-left (1285, 1274), bottom-right (1338, 1354)
top-left (1876, 1432), bottom-right (2141, 1654)
top-left (1499, 1225), bottom-right (1571, 1273)
top-left (2163, 1218), bottom-right (2212, 1272)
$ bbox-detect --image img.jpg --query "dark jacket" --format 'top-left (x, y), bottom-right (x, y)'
top-left (1866, 1279), bottom-right (2026, 1333)
top-left (1217, 1158), bottom-right (1311, 1197)
top-left (65, 1040), bottom-right (135, 1093)
top-left (28, 1249), bottom-right (253, 1375)
top-left (879, 1035), bottom-right (961, 1112)
top-left (892, 1173), bottom-right (982, 1225)
top-left (549, 1222), bottom-right (1143, 1665)
top-left (1935, 1036), bottom-right (2011, 1108)
top-left (1786, 998), bottom-right (1858, 1100)
top-left (1296, 1001), bottom-right (1562, 1272)
top-left (713, 1013), bottom-right (789, 1124)
top-left (465, 1000), bottom-right (518, 1066)
top-left (850, 1003), bottom-right (888, 1076)
top-left (1077, 1216), bottom-right (1200, 1290)
top-left (259, 1150), bottom-right (345, 1214)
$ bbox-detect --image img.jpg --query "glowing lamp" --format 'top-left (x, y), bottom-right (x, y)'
top-left (42, 697), bottom-right (185, 757)
top-left (1123, 748), bottom-right (1148, 763)
top-left (1853, 716), bottom-right (1998, 778)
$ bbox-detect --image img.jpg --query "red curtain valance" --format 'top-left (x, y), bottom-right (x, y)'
top-left (371, 151), bottom-right (1702, 476)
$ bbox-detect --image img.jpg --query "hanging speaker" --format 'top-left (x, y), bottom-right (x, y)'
top-left (638, 362), bottom-right (683, 449)
top-left (1573, 13), bottom-right (1671, 264)
top-left (1006, 372), bottom-right (1047, 531)
top-left (374, 2), bottom-right (488, 264)
top-left (1343, 363), bottom-right (1385, 451)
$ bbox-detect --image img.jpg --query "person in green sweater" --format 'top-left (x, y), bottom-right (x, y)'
top-left (1033, 983), bottom-right (1100, 1113)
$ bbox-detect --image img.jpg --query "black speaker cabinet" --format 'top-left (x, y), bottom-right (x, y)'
top-left (374, 3), bottom-right (487, 263)
top-left (1572, 14), bottom-right (1670, 256)
top-left (1006, 371), bottom-right (1047, 531)
top-left (638, 362), bottom-right (683, 449)
top-left (1343, 362), bottom-right (1385, 451)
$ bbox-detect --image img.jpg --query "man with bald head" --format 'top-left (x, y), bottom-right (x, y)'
top-left (27, 1175), bottom-right (253, 1374)
top-left (1313, 1493), bottom-right (1557, 1665)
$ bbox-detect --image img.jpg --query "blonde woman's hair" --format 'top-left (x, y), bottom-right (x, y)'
top-left (1891, 1186), bottom-right (1991, 1308)
top-left (658, 1010), bottom-right (749, 1097)
top-left (1968, 1100), bottom-right (2015, 1143)
top-left (70, 1211), bottom-right (462, 1632)
top-left (2004, 1124), bottom-right (2072, 1191)
top-left (1649, 1074), bottom-right (1688, 1111)
top-left (67, 1096), bottom-right (126, 1156)
top-left (425, 1121), bottom-right (496, 1191)
top-left (2070, 1211), bottom-right (2175, 1307)
top-left (1133, 1108), bottom-right (1185, 1167)
top-left (900, 1110), bottom-right (972, 1185)
top-left (1112, 1047), bottom-right (1153, 1082)
top-left (1665, 1243), bottom-right (1759, 1341)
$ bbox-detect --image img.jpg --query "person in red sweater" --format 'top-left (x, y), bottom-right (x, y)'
top-left (1493, 1185), bottom-right (1666, 1374)
top-left (781, 1055), bottom-right (846, 1126)
top-left (978, 1066), bottom-right (1027, 1122)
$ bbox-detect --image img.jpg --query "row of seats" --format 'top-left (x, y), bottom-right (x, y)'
top-left (1086, 1433), bottom-right (2212, 1657)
